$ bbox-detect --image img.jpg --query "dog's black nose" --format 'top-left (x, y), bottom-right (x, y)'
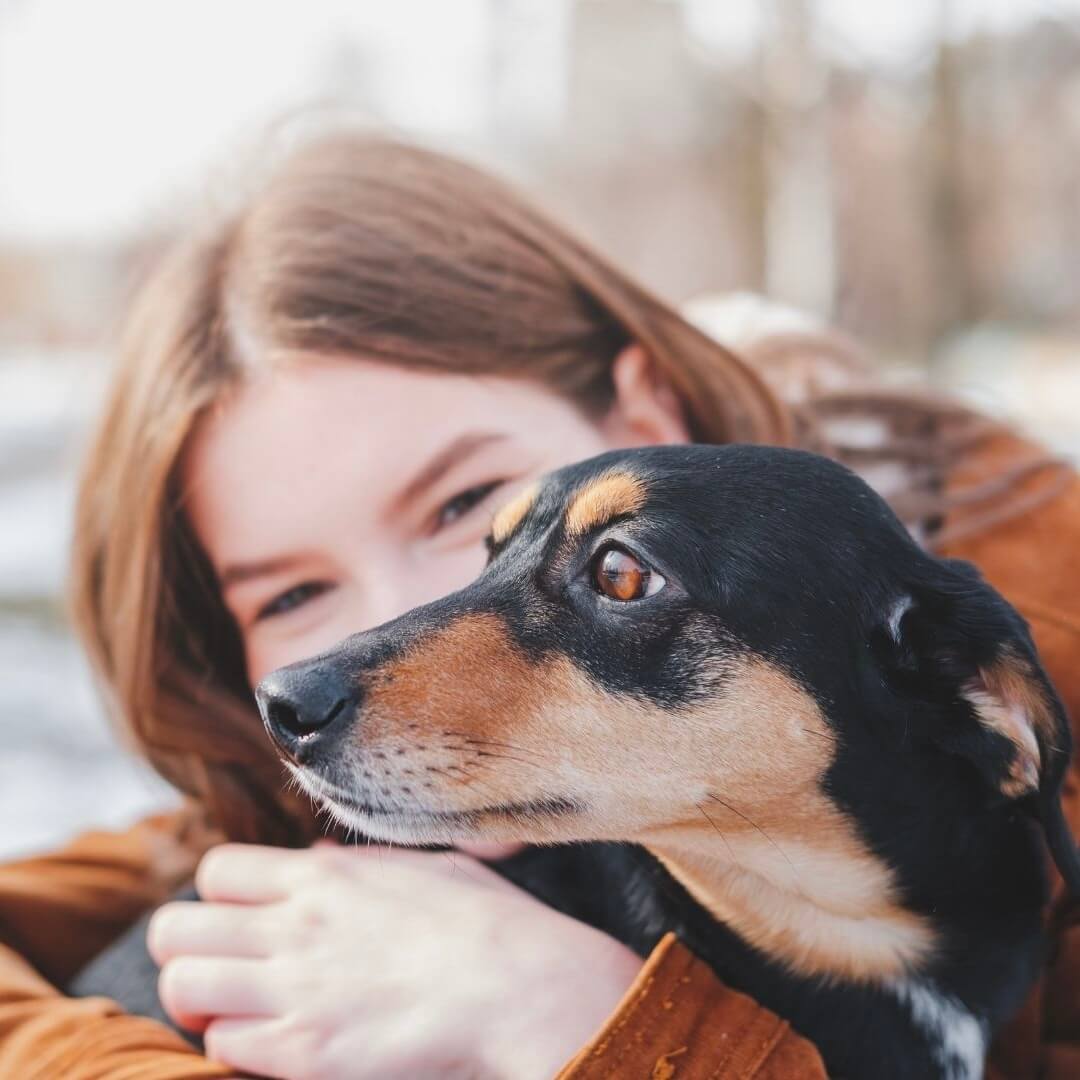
top-left (255, 663), bottom-right (358, 762)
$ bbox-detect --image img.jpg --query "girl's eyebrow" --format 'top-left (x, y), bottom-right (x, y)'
top-left (219, 554), bottom-right (307, 592)
top-left (390, 431), bottom-right (509, 513)
top-left (219, 434), bottom-right (510, 591)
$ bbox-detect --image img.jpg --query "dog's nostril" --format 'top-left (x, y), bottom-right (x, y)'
top-left (266, 699), bottom-right (305, 739)
top-left (256, 662), bottom-right (358, 751)
top-left (267, 695), bottom-right (351, 739)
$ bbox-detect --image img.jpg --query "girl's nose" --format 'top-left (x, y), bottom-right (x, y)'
top-left (359, 549), bottom-right (479, 632)
top-left (358, 575), bottom-right (411, 632)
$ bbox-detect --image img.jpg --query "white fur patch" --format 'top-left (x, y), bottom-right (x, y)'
top-left (889, 978), bottom-right (986, 1080)
top-left (885, 596), bottom-right (913, 643)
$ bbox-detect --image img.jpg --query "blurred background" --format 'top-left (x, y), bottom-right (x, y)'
top-left (3, 0), bottom-right (1080, 858)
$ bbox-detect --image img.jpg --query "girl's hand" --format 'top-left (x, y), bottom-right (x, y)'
top-left (147, 842), bottom-right (642, 1080)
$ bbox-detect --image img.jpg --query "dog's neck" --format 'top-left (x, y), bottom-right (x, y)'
top-left (643, 828), bottom-right (935, 986)
top-left (633, 795), bottom-right (1044, 1079)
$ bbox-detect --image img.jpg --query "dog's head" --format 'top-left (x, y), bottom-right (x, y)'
top-left (256, 445), bottom-right (1079, 965)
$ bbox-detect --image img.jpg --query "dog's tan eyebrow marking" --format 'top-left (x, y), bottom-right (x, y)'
top-left (490, 483), bottom-right (540, 545)
top-left (564, 471), bottom-right (647, 538)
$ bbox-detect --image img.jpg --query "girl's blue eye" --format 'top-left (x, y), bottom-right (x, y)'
top-left (256, 582), bottom-right (331, 621)
top-left (437, 481), bottom-right (502, 529)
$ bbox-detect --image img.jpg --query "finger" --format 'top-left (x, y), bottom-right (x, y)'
top-left (196, 843), bottom-right (312, 903)
top-left (158, 956), bottom-right (278, 1021)
top-left (148, 901), bottom-right (275, 964)
top-left (204, 1018), bottom-right (299, 1080)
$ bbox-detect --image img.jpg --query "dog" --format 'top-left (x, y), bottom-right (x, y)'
top-left (256, 444), bottom-right (1080, 1079)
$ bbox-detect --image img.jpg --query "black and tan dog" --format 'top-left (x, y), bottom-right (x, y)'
top-left (256, 445), bottom-right (1080, 1080)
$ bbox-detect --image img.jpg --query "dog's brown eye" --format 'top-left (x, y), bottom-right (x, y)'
top-left (592, 547), bottom-right (665, 602)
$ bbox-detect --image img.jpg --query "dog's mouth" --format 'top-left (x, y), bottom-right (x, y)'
top-left (328, 791), bottom-right (580, 825)
top-left (288, 763), bottom-right (581, 836)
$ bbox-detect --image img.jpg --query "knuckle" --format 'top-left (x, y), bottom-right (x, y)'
top-left (287, 893), bottom-right (330, 940)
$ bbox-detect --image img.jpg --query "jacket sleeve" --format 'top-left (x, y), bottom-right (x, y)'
top-left (941, 446), bottom-right (1080, 1080)
top-left (0, 808), bottom-right (230, 1079)
top-left (555, 933), bottom-right (826, 1079)
top-left (1008, 606), bottom-right (1080, 1080)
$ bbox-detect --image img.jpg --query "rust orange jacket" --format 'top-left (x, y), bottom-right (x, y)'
top-left (1, 434), bottom-right (1078, 1080)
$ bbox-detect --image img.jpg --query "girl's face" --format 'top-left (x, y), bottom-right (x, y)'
top-left (183, 352), bottom-right (688, 684)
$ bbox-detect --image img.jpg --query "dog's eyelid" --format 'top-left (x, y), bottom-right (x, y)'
top-left (587, 535), bottom-right (671, 579)
top-left (586, 530), bottom-right (642, 560)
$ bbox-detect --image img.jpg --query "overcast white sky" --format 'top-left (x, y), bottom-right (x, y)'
top-left (1, 0), bottom-right (1077, 244)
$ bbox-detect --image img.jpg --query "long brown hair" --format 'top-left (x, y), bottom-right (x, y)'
top-left (69, 132), bottom-right (1069, 844)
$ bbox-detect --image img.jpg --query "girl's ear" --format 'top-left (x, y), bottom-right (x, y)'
top-left (884, 559), bottom-right (1080, 895)
top-left (601, 344), bottom-right (690, 448)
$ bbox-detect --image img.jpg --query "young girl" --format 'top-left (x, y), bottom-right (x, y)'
top-left (0, 133), bottom-right (1077, 1080)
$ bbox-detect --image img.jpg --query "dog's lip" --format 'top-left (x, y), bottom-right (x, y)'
top-left (326, 792), bottom-right (580, 823)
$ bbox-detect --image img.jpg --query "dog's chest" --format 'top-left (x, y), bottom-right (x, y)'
top-left (494, 842), bottom-right (990, 1080)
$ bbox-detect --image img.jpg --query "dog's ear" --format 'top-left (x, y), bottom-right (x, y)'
top-left (881, 558), bottom-right (1080, 895)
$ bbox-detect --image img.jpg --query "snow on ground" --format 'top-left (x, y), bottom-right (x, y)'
top-left (0, 617), bottom-right (176, 860)
top-left (0, 350), bottom-right (176, 860)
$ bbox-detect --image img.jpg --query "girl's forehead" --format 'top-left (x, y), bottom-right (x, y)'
top-left (196, 356), bottom-right (582, 448)
top-left (178, 357), bottom-right (598, 564)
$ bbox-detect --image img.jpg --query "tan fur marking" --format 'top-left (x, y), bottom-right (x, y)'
top-left (490, 483), bottom-right (540, 545)
top-left (966, 648), bottom-right (1053, 797)
top-left (651, 852), bottom-right (933, 984)
top-left (363, 613), bottom-right (537, 748)
top-left (637, 661), bottom-right (936, 982)
top-left (564, 471), bottom-right (647, 538)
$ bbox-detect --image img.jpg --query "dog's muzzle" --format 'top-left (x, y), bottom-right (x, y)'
top-left (255, 661), bottom-right (359, 764)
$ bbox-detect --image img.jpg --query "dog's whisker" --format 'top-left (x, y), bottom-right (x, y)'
top-left (696, 802), bottom-right (739, 866)
top-left (706, 792), bottom-right (806, 898)
top-left (444, 772), bottom-right (506, 805)
top-left (471, 749), bottom-right (543, 769)
top-left (799, 727), bottom-right (837, 742)
top-left (441, 850), bottom-right (491, 886)
top-left (441, 731), bottom-right (548, 757)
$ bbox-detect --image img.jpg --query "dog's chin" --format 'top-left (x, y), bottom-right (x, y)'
top-left (287, 764), bottom-right (583, 846)
top-left (324, 792), bottom-right (587, 847)
top-left (318, 792), bottom-right (473, 846)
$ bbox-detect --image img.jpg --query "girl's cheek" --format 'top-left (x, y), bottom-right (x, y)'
top-left (244, 603), bottom-right (355, 685)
